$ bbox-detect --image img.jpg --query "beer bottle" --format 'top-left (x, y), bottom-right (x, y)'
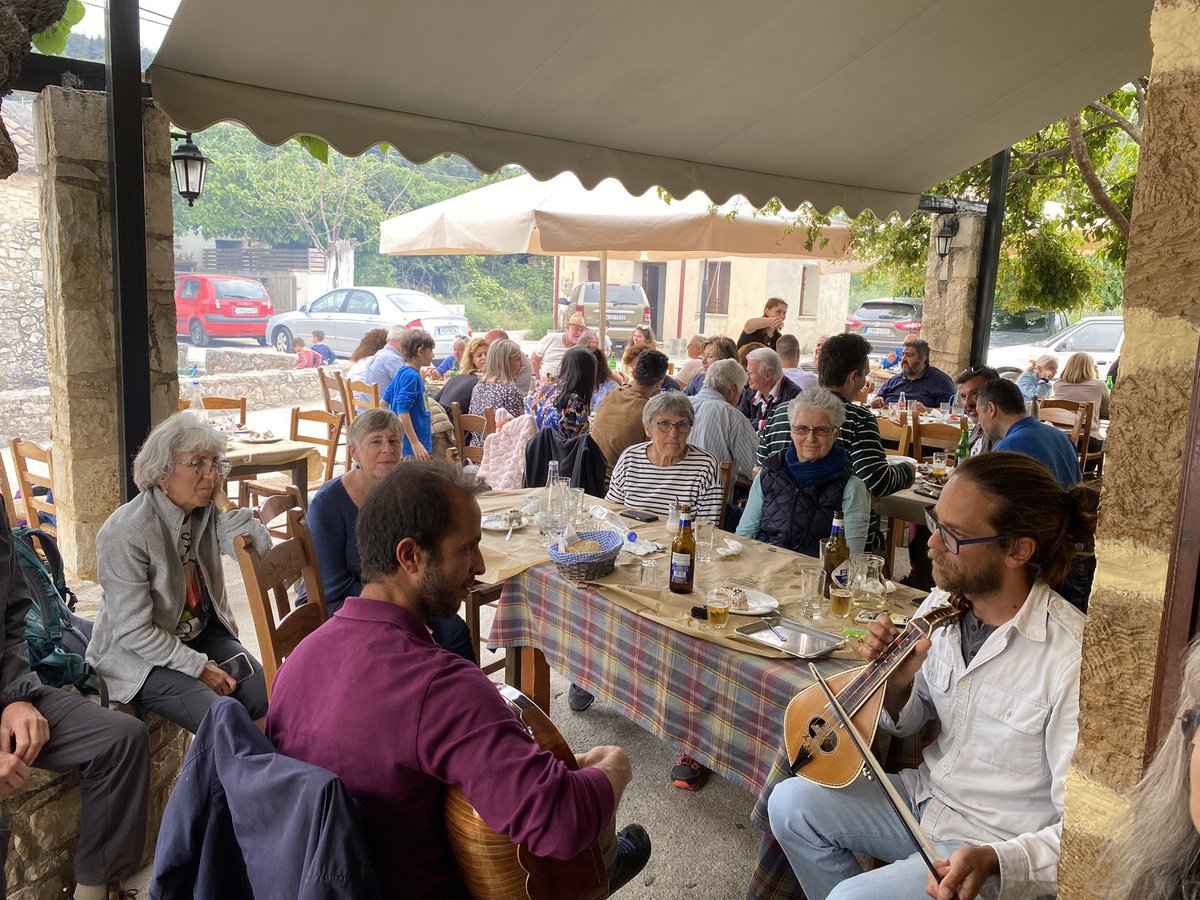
top-left (822, 511), bottom-right (850, 597)
top-left (669, 503), bottom-right (696, 594)
top-left (954, 417), bottom-right (971, 464)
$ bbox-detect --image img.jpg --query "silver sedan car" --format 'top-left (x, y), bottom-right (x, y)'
top-left (266, 286), bottom-right (470, 357)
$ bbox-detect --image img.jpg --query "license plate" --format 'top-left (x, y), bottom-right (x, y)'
top-left (437, 326), bottom-right (457, 336)
top-left (865, 327), bottom-right (892, 336)
top-left (234, 306), bottom-right (257, 316)
top-left (606, 314), bottom-right (627, 323)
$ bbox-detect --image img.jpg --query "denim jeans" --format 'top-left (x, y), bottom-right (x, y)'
top-left (767, 772), bottom-right (993, 900)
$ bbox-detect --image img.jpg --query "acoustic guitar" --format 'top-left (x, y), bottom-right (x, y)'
top-left (444, 684), bottom-right (617, 900)
top-left (783, 601), bottom-right (965, 787)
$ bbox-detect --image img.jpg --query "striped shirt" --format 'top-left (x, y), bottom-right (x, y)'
top-left (756, 393), bottom-right (914, 550)
top-left (605, 442), bottom-right (724, 522)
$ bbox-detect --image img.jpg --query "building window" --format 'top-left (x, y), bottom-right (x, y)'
top-left (584, 260), bottom-right (601, 282)
top-left (705, 261), bottom-right (731, 315)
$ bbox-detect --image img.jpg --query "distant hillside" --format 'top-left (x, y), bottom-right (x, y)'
top-left (62, 32), bottom-right (156, 70)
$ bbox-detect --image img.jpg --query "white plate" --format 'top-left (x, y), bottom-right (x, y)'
top-left (241, 436), bottom-right (281, 444)
top-left (889, 455), bottom-right (918, 467)
top-left (481, 513), bottom-right (528, 532)
top-left (730, 588), bottom-right (780, 616)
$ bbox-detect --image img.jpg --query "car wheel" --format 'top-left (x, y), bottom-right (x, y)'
top-left (189, 319), bottom-right (209, 347)
top-left (272, 326), bottom-right (293, 355)
top-left (255, 336), bottom-right (268, 347)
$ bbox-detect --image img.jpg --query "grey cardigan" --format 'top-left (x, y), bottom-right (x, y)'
top-left (86, 488), bottom-right (271, 704)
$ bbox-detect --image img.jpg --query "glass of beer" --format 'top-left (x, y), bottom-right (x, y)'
top-left (705, 589), bottom-right (732, 630)
top-left (829, 585), bottom-right (854, 618)
top-left (931, 452), bottom-right (948, 479)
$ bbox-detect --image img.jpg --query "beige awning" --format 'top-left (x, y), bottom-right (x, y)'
top-left (148, 0), bottom-right (1152, 219)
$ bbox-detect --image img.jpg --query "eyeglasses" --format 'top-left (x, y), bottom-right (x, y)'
top-left (1182, 708), bottom-right (1200, 743)
top-left (652, 420), bottom-right (691, 434)
top-left (178, 457), bottom-right (231, 477)
top-left (924, 508), bottom-right (1010, 555)
top-left (790, 425), bottom-right (837, 438)
top-left (956, 364), bottom-right (991, 381)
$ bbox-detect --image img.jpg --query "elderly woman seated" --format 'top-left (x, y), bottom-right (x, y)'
top-left (306, 408), bottom-right (475, 661)
top-left (87, 413), bottom-right (271, 732)
top-left (605, 391), bottom-right (723, 523)
top-left (736, 386), bottom-right (870, 556)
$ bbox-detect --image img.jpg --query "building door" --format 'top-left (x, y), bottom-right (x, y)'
top-left (641, 263), bottom-right (667, 338)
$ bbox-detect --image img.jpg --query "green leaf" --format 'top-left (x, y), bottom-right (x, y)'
top-left (294, 135), bottom-right (330, 164)
top-left (32, 0), bottom-right (85, 56)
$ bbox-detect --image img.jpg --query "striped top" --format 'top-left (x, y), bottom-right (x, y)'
top-left (756, 394), bottom-right (914, 551)
top-left (605, 442), bottom-right (724, 522)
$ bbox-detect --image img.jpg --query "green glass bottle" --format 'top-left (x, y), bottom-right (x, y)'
top-left (955, 418), bottom-right (971, 464)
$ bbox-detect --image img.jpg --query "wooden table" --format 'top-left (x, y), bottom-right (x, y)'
top-left (225, 439), bottom-right (323, 506)
top-left (874, 483), bottom-right (938, 578)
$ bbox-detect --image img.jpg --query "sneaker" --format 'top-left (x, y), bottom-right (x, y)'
top-left (670, 754), bottom-right (710, 791)
top-left (607, 823), bottom-right (651, 894)
top-left (568, 684), bottom-right (595, 712)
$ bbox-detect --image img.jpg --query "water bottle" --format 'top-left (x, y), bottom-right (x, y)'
top-left (897, 391), bottom-right (907, 413)
top-left (588, 505), bottom-right (637, 542)
top-left (188, 375), bottom-right (208, 424)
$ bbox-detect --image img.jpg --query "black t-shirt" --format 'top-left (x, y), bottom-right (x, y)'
top-left (436, 373), bottom-right (479, 415)
top-left (737, 327), bottom-right (780, 351)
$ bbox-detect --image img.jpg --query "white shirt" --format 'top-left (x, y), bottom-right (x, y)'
top-left (882, 583), bottom-right (1083, 900)
top-left (783, 366), bottom-right (817, 390)
top-left (533, 332), bottom-right (572, 377)
top-left (689, 388), bottom-right (759, 483)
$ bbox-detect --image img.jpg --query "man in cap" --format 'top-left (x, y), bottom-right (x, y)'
top-left (531, 313), bottom-right (587, 380)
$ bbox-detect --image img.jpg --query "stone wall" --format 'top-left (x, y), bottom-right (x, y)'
top-left (0, 711), bottom-right (189, 899)
top-left (922, 212), bottom-right (983, 380)
top-left (0, 169), bottom-right (46, 391)
top-left (1058, 1), bottom-right (1200, 894)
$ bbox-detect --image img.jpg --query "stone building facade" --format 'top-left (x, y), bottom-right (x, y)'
top-left (0, 100), bottom-right (48, 391)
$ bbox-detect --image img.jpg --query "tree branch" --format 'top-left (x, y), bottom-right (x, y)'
top-left (1066, 113), bottom-right (1130, 237)
top-left (1088, 101), bottom-right (1142, 144)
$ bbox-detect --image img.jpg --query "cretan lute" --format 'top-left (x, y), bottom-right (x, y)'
top-left (784, 600), bottom-right (965, 788)
top-left (444, 684), bottom-right (617, 900)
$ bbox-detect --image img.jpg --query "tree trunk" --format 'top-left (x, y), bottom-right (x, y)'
top-left (1066, 112), bottom-right (1132, 238)
top-left (325, 239), bottom-right (357, 290)
top-left (0, 0), bottom-right (69, 178)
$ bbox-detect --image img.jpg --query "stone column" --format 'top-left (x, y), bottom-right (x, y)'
top-left (1059, 2), bottom-right (1200, 895)
top-left (921, 212), bottom-right (983, 379)
top-left (34, 87), bottom-right (177, 580)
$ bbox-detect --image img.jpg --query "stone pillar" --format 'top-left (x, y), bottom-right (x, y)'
top-left (1059, 2), bottom-right (1200, 895)
top-left (33, 88), bottom-right (178, 580)
top-left (921, 212), bottom-right (984, 379)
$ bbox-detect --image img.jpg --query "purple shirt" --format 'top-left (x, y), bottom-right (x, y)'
top-left (266, 597), bottom-right (615, 899)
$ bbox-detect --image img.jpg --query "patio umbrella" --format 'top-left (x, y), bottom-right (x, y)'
top-left (378, 172), bottom-right (856, 344)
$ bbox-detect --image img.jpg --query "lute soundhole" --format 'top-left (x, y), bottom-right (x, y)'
top-left (807, 716), bottom-right (839, 753)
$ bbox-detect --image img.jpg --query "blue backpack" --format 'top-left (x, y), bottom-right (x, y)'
top-left (11, 527), bottom-right (107, 704)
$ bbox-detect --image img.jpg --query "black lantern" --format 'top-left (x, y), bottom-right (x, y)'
top-left (935, 216), bottom-right (959, 259)
top-left (170, 132), bottom-right (210, 206)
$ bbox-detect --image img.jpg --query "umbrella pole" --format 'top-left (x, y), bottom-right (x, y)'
top-left (599, 251), bottom-right (608, 349)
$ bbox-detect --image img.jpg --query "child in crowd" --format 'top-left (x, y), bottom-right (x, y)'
top-left (310, 330), bottom-right (337, 365)
top-left (293, 336), bottom-right (321, 369)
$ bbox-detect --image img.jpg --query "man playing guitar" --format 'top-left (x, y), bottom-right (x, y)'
top-left (769, 452), bottom-right (1096, 900)
top-left (266, 461), bottom-right (651, 898)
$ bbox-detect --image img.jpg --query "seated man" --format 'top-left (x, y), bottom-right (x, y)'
top-left (0, 527), bottom-right (149, 900)
top-left (591, 349), bottom-right (669, 478)
top-left (777, 334), bottom-right (816, 390)
top-left (976, 378), bottom-right (1081, 488)
top-left (769, 452), bottom-right (1090, 900)
top-left (267, 462), bottom-right (650, 898)
top-left (870, 339), bottom-right (956, 412)
top-left (738, 348), bottom-right (802, 431)
top-left (689, 359), bottom-right (758, 485)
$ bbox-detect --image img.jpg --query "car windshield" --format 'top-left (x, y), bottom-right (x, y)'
top-left (858, 302), bottom-right (920, 321)
top-left (576, 285), bottom-right (647, 306)
top-left (214, 280), bottom-right (268, 300)
top-left (387, 293), bottom-right (448, 315)
top-left (991, 308), bottom-right (1057, 347)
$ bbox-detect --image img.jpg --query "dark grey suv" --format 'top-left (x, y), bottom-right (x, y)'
top-left (845, 298), bottom-right (923, 356)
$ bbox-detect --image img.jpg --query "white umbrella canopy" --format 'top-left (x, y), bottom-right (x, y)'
top-left (379, 172), bottom-right (855, 342)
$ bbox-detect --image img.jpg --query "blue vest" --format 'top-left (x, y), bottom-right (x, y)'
top-left (755, 451), bottom-right (851, 557)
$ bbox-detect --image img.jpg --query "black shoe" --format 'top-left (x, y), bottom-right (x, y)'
top-left (568, 684), bottom-right (595, 712)
top-left (670, 753), bottom-right (710, 791)
top-left (607, 823), bottom-right (651, 894)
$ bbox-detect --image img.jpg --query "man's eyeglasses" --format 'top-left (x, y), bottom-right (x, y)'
top-left (652, 420), bottom-right (691, 434)
top-left (924, 508), bottom-right (1010, 555)
top-left (1181, 708), bottom-right (1200, 743)
top-left (178, 458), bottom-right (232, 477)
top-left (790, 425), bottom-right (837, 438)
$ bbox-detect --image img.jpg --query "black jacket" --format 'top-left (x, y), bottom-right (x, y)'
top-left (738, 377), bottom-right (803, 430)
top-left (755, 451), bottom-right (851, 557)
top-left (523, 429), bottom-right (607, 497)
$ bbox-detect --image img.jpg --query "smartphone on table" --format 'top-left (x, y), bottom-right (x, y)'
top-left (620, 509), bottom-right (659, 523)
top-left (217, 652), bottom-right (255, 684)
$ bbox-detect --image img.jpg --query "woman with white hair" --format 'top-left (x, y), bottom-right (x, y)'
top-left (87, 413), bottom-right (272, 732)
top-left (605, 391), bottom-right (723, 523)
top-left (1104, 640), bottom-right (1200, 899)
top-left (736, 386), bottom-right (870, 556)
top-left (1017, 354), bottom-right (1058, 402)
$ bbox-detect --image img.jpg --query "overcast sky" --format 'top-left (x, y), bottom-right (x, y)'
top-left (76, 0), bottom-right (180, 53)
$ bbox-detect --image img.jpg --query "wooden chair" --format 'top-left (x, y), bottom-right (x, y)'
top-left (240, 408), bottom-right (345, 507)
top-left (466, 582), bottom-right (506, 677)
top-left (342, 377), bottom-right (383, 424)
top-left (877, 410), bottom-right (911, 458)
top-left (177, 395), bottom-right (249, 426)
top-left (234, 508), bottom-right (327, 698)
top-left (718, 460), bottom-right (733, 530)
top-left (10, 438), bottom-right (56, 536)
top-left (253, 484), bottom-right (304, 541)
top-left (317, 367), bottom-right (348, 418)
top-left (1037, 399), bottom-right (1093, 475)
top-left (911, 416), bottom-right (966, 462)
top-left (445, 402), bottom-right (496, 467)
top-left (0, 452), bottom-right (18, 529)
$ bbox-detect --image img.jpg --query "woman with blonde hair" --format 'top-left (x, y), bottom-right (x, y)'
top-left (467, 339), bottom-right (526, 445)
top-left (436, 336), bottom-right (490, 415)
top-left (1017, 353), bottom-right (1058, 401)
top-left (1050, 351), bottom-right (1111, 450)
top-left (1104, 640), bottom-right (1200, 900)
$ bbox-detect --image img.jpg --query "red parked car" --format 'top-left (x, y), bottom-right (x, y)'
top-left (175, 274), bottom-right (275, 346)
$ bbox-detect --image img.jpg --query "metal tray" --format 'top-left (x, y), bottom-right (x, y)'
top-left (735, 616), bottom-right (845, 659)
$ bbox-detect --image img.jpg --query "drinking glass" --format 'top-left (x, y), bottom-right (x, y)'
top-left (694, 520), bottom-right (715, 563)
top-left (939, 402), bottom-right (952, 420)
top-left (639, 559), bottom-right (661, 590)
top-left (829, 585), bottom-right (853, 618)
top-left (850, 554), bottom-right (887, 611)
top-left (798, 568), bottom-right (826, 619)
top-left (931, 452), bottom-right (948, 478)
top-left (705, 589), bottom-right (732, 631)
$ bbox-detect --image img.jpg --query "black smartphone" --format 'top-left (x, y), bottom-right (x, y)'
top-left (620, 509), bottom-right (659, 523)
top-left (217, 652), bottom-right (254, 683)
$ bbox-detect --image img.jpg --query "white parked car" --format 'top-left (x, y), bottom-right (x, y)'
top-left (986, 315), bottom-right (1123, 379)
top-left (266, 287), bottom-right (470, 357)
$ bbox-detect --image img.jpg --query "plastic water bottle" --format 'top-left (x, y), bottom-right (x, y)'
top-left (188, 372), bottom-right (208, 424)
top-left (588, 506), bottom-right (638, 542)
top-left (897, 391), bottom-right (907, 413)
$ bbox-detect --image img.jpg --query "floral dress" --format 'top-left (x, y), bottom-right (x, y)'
top-left (525, 382), bottom-right (590, 438)
top-left (468, 381), bottom-right (525, 446)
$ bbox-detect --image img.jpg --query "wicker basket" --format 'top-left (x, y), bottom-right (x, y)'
top-left (547, 529), bottom-right (624, 581)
